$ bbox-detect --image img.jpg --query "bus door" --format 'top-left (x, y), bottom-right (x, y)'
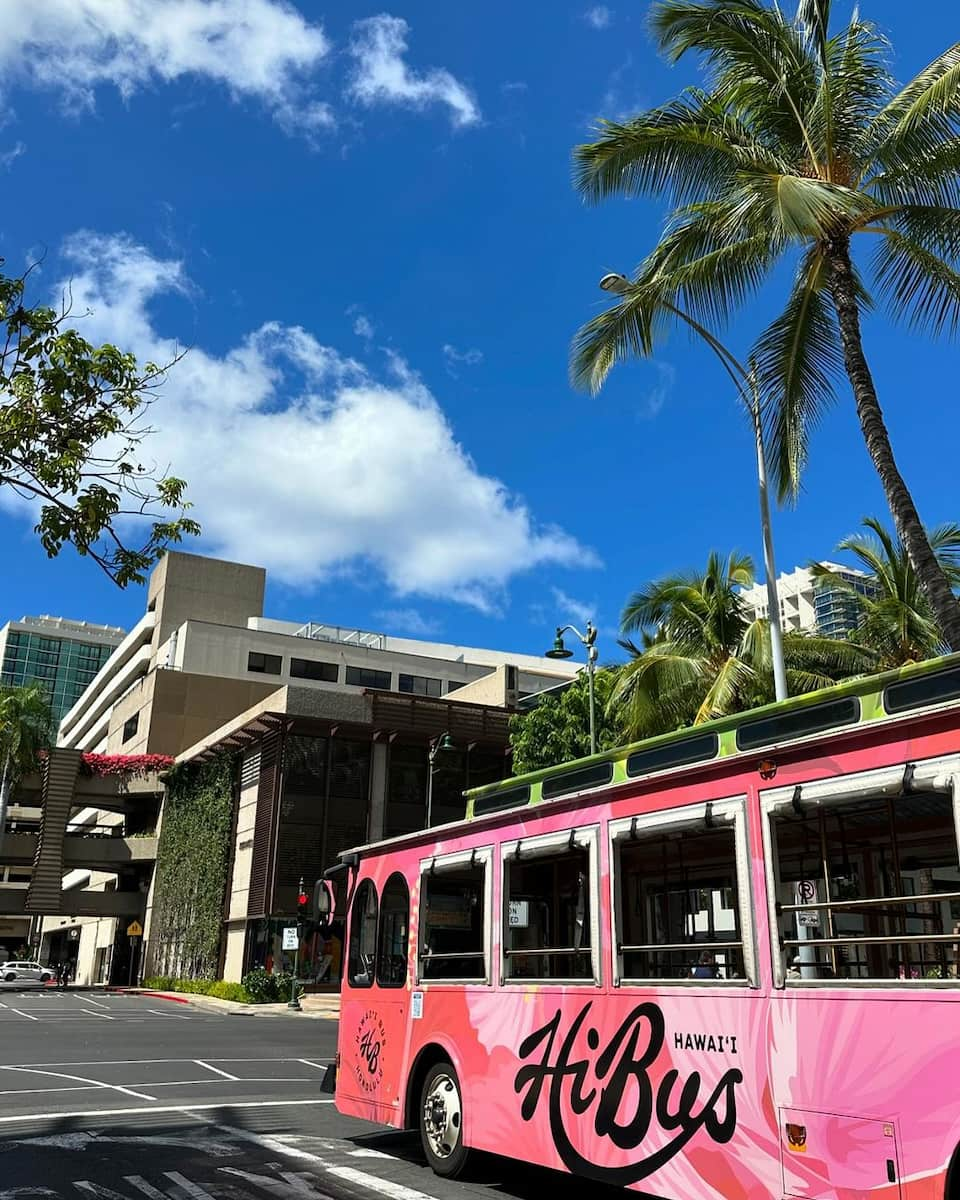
top-left (780, 1109), bottom-right (901, 1198)
top-left (339, 873), bottom-right (411, 1122)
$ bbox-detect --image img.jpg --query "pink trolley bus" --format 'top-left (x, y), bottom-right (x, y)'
top-left (322, 654), bottom-right (960, 1199)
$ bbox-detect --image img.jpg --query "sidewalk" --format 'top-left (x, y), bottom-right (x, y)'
top-left (107, 987), bottom-right (341, 1019)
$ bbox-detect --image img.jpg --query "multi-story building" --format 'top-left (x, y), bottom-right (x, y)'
top-left (42, 551), bottom-right (578, 985)
top-left (739, 563), bottom-right (874, 638)
top-left (0, 616), bottom-right (125, 727)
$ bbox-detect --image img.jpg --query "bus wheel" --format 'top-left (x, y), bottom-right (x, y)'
top-left (419, 1061), bottom-right (469, 1178)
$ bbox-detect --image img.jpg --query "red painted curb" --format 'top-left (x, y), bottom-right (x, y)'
top-left (105, 988), bottom-right (190, 1004)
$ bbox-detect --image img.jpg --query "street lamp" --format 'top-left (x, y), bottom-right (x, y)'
top-left (597, 273), bottom-right (788, 703)
top-left (425, 732), bottom-right (458, 829)
top-left (546, 621), bottom-right (599, 756)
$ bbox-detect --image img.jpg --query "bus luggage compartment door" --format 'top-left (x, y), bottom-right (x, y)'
top-left (780, 1108), bottom-right (901, 1199)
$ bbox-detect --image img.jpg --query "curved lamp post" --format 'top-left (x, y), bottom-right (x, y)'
top-left (598, 273), bottom-right (788, 703)
top-left (545, 621), bottom-right (599, 755)
top-left (425, 732), bottom-right (458, 828)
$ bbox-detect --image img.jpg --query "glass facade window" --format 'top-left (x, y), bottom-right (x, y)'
top-left (290, 657), bottom-right (338, 682)
top-left (398, 673), bottom-right (443, 697)
top-left (122, 714), bottom-right (139, 743)
top-left (345, 666), bottom-right (392, 690)
top-left (247, 651), bottom-right (282, 675)
top-left (0, 628), bottom-right (119, 727)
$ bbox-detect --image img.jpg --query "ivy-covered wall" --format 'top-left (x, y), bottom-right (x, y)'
top-left (150, 753), bottom-right (235, 979)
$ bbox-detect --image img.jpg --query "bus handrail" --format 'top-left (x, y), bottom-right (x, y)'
top-left (618, 941), bottom-right (743, 953)
top-left (783, 933), bottom-right (960, 948)
top-left (419, 950), bottom-right (485, 960)
top-left (779, 890), bottom-right (960, 914)
top-left (502, 946), bottom-right (591, 956)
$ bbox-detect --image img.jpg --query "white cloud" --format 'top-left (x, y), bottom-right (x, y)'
top-left (0, 0), bottom-right (333, 135)
top-left (443, 344), bottom-right (483, 366)
top-left (347, 306), bottom-right (375, 340)
top-left (31, 233), bottom-right (594, 611)
top-left (550, 587), bottom-right (595, 629)
top-left (643, 361), bottom-right (675, 418)
top-left (376, 608), bottom-right (441, 637)
top-left (347, 16), bottom-right (480, 128)
top-left (0, 140), bottom-right (25, 169)
top-left (584, 6), bottom-right (613, 28)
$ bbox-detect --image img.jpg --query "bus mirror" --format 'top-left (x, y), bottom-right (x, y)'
top-left (313, 880), bottom-right (334, 931)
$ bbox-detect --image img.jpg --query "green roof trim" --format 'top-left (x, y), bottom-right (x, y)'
top-left (464, 652), bottom-right (960, 820)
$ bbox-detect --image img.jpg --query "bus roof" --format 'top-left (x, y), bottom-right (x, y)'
top-left (339, 651), bottom-right (960, 862)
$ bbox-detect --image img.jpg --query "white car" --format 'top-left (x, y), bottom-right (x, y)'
top-left (0, 961), bottom-right (54, 985)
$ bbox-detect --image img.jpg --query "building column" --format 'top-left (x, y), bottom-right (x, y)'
top-left (367, 741), bottom-right (388, 843)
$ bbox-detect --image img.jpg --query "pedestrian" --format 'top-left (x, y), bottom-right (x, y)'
top-left (692, 950), bottom-right (717, 979)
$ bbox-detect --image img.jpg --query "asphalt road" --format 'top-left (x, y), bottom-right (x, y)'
top-left (0, 990), bottom-right (625, 1200)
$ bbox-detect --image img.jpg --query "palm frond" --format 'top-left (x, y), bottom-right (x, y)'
top-left (815, 17), bottom-right (890, 167)
top-left (744, 171), bottom-right (876, 237)
top-left (796, 0), bottom-right (831, 66)
top-left (569, 281), bottom-right (665, 394)
top-left (869, 137), bottom-right (960, 209)
top-left (872, 228), bottom-right (960, 335)
top-left (695, 653), bottom-right (755, 722)
top-left (574, 91), bottom-right (789, 206)
top-left (754, 247), bottom-right (844, 501)
top-left (650, 0), bottom-right (819, 161)
top-left (866, 44), bottom-right (960, 170)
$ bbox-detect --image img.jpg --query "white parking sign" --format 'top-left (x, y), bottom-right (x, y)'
top-left (282, 926), bottom-right (299, 951)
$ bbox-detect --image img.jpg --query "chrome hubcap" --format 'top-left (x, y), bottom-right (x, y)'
top-left (423, 1073), bottom-right (461, 1159)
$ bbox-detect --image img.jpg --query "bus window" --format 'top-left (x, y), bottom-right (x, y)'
top-left (766, 766), bottom-right (960, 984)
top-left (418, 848), bottom-right (491, 983)
top-left (610, 802), bottom-right (753, 985)
top-left (502, 828), bottom-right (599, 984)
top-left (347, 879), bottom-right (378, 988)
top-left (377, 872), bottom-right (409, 988)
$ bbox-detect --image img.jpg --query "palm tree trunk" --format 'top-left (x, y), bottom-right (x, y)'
top-left (0, 755), bottom-right (10, 854)
top-left (826, 238), bottom-right (960, 652)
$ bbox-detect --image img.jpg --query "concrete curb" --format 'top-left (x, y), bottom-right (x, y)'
top-left (106, 987), bottom-right (339, 1019)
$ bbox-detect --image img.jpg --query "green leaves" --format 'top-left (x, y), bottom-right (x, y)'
top-left (509, 671), bottom-right (622, 774)
top-left (754, 248), bottom-right (845, 501)
top-left (0, 256), bottom-right (199, 586)
top-left (813, 516), bottom-right (960, 666)
top-left (0, 683), bottom-right (53, 786)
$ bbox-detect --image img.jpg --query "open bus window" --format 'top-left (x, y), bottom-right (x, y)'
top-left (767, 769), bottom-right (960, 984)
top-left (377, 873), bottom-right (409, 988)
top-left (347, 879), bottom-right (378, 988)
top-left (502, 829), bottom-right (598, 983)
top-left (418, 849), bottom-right (490, 983)
top-left (610, 803), bottom-right (752, 984)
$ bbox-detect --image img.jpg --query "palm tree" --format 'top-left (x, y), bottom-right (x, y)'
top-left (573, 0), bottom-right (960, 650)
top-left (0, 683), bottom-right (52, 850)
top-left (813, 517), bottom-right (960, 668)
top-left (612, 550), bottom-right (874, 738)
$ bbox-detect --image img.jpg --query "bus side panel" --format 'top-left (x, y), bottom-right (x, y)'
top-left (412, 986), bottom-right (781, 1200)
top-left (337, 990), bottom-right (409, 1127)
top-left (771, 992), bottom-right (960, 1200)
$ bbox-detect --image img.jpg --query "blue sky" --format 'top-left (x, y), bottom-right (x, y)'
top-left (0, 1), bottom-right (955, 659)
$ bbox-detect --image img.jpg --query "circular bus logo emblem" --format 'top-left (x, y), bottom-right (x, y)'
top-left (355, 1009), bottom-right (386, 1093)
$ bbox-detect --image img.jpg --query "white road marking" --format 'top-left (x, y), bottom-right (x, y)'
top-left (146, 1010), bottom-right (191, 1019)
top-left (163, 1174), bottom-right (217, 1200)
top-left (347, 1149), bottom-right (393, 1160)
top-left (193, 1061), bottom-right (238, 1081)
top-left (123, 1179), bottom-right (167, 1200)
top-left (79, 1007), bottom-right (114, 1020)
top-left (10, 1009), bottom-right (38, 1020)
top-left (297, 1060), bottom-right (329, 1072)
top-left (80, 996), bottom-right (111, 1009)
top-left (219, 1125), bottom-right (438, 1200)
top-left (0, 1066), bottom-right (155, 1102)
top-left (0, 1085), bottom-right (102, 1096)
top-left (0, 1099), bottom-right (334, 1124)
